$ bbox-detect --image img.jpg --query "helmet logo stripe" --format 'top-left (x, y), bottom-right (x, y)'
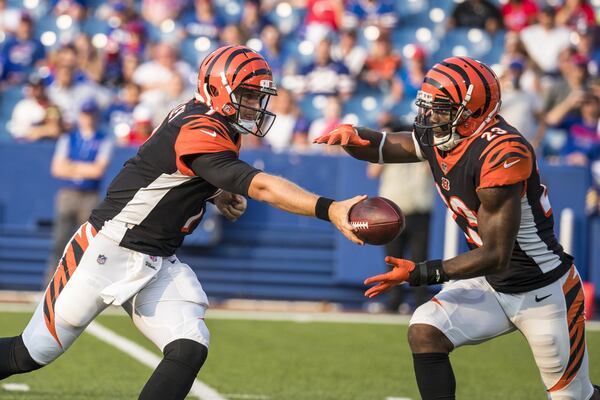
top-left (424, 77), bottom-right (456, 103)
top-left (432, 67), bottom-right (463, 103)
top-left (223, 48), bottom-right (251, 75)
top-left (232, 57), bottom-right (263, 84)
top-left (457, 57), bottom-right (491, 116)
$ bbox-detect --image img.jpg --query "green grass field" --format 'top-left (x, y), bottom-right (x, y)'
top-left (1, 310), bottom-right (599, 400)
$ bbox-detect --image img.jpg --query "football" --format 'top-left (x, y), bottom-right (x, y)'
top-left (348, 197), bottom-right (405, 245)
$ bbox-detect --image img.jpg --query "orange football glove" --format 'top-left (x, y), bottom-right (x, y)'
top-left (364, 257), bottom-right (416, 298)
top-left (312, 124), bottom-right (371, 146)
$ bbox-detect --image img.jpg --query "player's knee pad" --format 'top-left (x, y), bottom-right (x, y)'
top-left (0, 335), bottom-right (42, 380)
top-left (163, 338), bottom-right (208, 373)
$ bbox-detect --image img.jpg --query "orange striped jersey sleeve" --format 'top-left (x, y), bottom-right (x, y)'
top-left (174, 116), bottom-right (240, 176)
top-left (478, 138), bottom-right (533, 191)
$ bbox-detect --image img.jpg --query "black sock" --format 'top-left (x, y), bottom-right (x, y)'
top-left (413, 352), bottom-right (455, 400)
top-left (139, 339), bottom-right (208, 400)
top-left (0, 335), bottom-right (42, 380)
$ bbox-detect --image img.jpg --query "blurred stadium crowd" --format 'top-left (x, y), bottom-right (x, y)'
top-left (0, 0), bottom-right (600, 206)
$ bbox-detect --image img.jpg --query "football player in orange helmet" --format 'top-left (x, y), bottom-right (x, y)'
top-left (196, 44), bottom-right (277, 137)
top-left (0, 45), bottom-right (367, 400)
top-left (315, 56), bottom-right (599, 400)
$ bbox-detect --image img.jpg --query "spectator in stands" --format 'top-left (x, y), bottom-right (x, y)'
top-left (556, 0), bottom-right (596, 31)
top-left (116, 104), bottom-right (154, 147)
top-left (148, 73), bottom-right (194, 126)
top-left (543, 53), bottom-right (590, 125)
top-left (298, 39), bottom-right (355, 98)
top-left (74, 34), bottom-right (105, 83)
top-left (239, 0), bottom-right (269, 43)
top-left (575, 28), bottom-right (600, 79)
top-left (141, 0), bottom-right (185, 27)
top-left (0, 13), bottom-right (45, 85)
top-left (520, 6), bottom-right (572, 77)
top-left (105, 82), bottom-right (141, 138)
top-left (361, 34), bottom-right (401, 91)
top-left (331, 29), bottom-right (367, 77)
top-left (48, 44), bottom-right (88, 83)
top-left (547, 92), bottom-right (600, 166)
top-left (498, 60), bottom-right (543, 145)
top-left (220, 24), bottom-right (244, 46)
top-left (133, 42), bottom-right (193, 108)
top-left (389, 45), bottom-right (427, 103)
top-left (181, 0), bottom-right (224, 41)
top-left (343, 0), bottom-right (397, 32)
top-left (448, 0), bottom-right (503, 35)
top-left (260, 24), bottom-right (292, 81)
top-left (8, 73), bottom-right (63, 141)
top-left (367, 122), bottom-right (433, 313)
top-left (501, 0), bottom-right (539, 32)
top-left (307, 96), bottom-right (351, 152)
top-left (500, 31), bottom-right (541, 95)
top-left (47, 99), bottom-right (113, 283)
top-left (47, 63), bottom-right (111, 128)
top-left (121, 52), bottom-right (141, 85)
top-left (264, 88), bottom-right (310, 153)
top-left (304, 0), bottom-right (344, 44)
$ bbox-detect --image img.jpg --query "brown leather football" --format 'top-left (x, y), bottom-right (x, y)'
top-left (348, 197), bottom-right (405, 245)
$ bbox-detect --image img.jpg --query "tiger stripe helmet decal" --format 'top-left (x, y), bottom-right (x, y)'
top-left (195, 45), bottom-right (277, 137)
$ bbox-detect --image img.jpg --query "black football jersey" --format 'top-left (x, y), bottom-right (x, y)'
top-left (90, 98), bottom-right (247, 256)
top-left (414, 115), bottom-right (573, 293)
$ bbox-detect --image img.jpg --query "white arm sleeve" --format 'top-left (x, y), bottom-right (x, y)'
top-left (411, 130), bottom-right (426, 161)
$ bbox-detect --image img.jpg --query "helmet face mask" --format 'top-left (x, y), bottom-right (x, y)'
top-left (231, 84), bottom-right (277, 137)
top-left (414, 89), bottom-right (471, 151)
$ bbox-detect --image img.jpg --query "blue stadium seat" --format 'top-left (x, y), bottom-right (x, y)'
top-left (214, 0), bottom-right (243, 25)
top-left (390, 26), bottom-right (439, 55)
top-left (0, 86), bottom-right (24, 131)
top-left (394, 0), bottom-right (428, 19)
top-left (265, 4), bottom-right (306, 36)
top-left (82, 16), bottom-right (109, 36)
top-left (342, 91), bottom-right (385, 126)
top-left (433, 28), bottom-right (492, 61)
top-left (34, 14), bottom-right (59, 38)
top-left (281, 37), bottom-right (315, 69)
top-left (298, 94), bottom-right (325, 122)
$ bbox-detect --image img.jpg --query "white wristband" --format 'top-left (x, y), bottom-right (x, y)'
top-left (377, 131), bottom-right (387, 164)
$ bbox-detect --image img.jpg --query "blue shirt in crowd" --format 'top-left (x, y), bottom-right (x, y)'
top-left (53, 129), bottom-right (113, 191)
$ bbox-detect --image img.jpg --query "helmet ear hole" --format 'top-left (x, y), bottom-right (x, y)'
top-left (209, 85), bottom-right (219, 97)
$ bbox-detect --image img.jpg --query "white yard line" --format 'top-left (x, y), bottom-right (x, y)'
top-left (2, 383), bottom-right (30, 392)
top-left (85, 321), bottom-right (226, 400)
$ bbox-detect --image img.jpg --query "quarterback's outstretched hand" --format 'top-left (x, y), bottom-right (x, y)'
top-left (313, 124), bottom-right (371, 147)
top-left (364, 257), bottom-right (416, 298)
top-left (329, 195), bottom-right (368, 245)
top-left (214, 191), bottom-right (247, 222)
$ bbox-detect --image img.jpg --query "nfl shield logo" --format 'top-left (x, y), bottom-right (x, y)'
top-left (441, 177), bottom-right (451, 191)
top-left (441, 162), bottom-right (448, 174)
top-left (97, 254), bottom-right (107, 265)
top-left (149, 256), bottom-right (158, 262)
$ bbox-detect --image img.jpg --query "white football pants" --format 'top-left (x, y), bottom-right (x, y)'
top-left (22, 222), bottom-right (210, 365)
top-left (410, 265), bottom-right (594, 400)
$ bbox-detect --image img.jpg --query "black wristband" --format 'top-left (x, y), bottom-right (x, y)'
top-left (408, 259), bottom-right (449, 286)
top-left (315, 197), bottom-right (334, 221)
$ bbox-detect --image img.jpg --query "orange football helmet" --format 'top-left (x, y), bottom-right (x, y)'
top-left (414, 56), bottom-right (501, 151)
top-left (196, 45), bottom-right (277, 137)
